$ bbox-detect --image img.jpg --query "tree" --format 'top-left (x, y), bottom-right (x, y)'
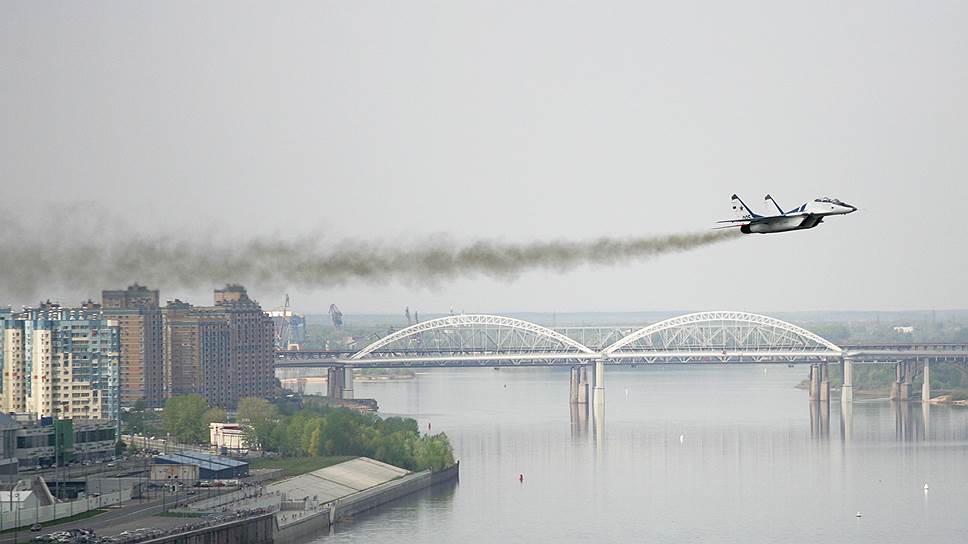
top-left (413, 433), bottom-right (455, 471)
top-left (163, 395), bottom-right (210, 444)
top-left (204, 407), bottom-right (228, 426)
top-left (317, 409), bottom-right (364, 456)
top-left (237, 397), bottom-right (279, 450)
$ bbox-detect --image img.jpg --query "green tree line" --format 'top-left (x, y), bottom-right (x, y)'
top-left (158, 395), bottom-right (455, 472)
top-left (237, 397), bottom-right (455, 471)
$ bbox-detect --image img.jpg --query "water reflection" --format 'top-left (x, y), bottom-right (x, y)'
top-left (922, 401), bottom-right (930, 439)
top-left (592, 402), bottom-right (604, 453)
top-left (569, 402), bottom-right (588, 438)
top-left (839, 399), bottom-right (853, 443)
top-left (327, 476), bottom-right (459, 539)
top-left (307, 367), bottom-right (968, 544)
top-left (809, 400), bottom-right (831, 439)
top-left (894, 400), bottom-right (930, 442)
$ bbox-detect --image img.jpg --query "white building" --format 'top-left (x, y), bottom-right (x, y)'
top-left (210, 423), bottom-right (248, 452)
top-left (0, 490), bottom-right (40, 512)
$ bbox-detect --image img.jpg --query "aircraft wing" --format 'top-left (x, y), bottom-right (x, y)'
top-left (716, 215), bottom-right (785, 224)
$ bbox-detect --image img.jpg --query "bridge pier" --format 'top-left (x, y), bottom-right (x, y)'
top-left (593, 359), bottom-right (605, 406)
top-left (343, 365), bottom-right (354, 399)
top-left (819, 362), bottom-right (830, 403)
top-left (890, 362), bottom-right (901, 401)
top-left (900, 361), bottom-right (912, 401)
top-left (808, 364), bottom-right (819, 401)
top-left (579, 366), bottom-right (590, 404)
top-left (841, 357), bottom-right (853, 405)
top-left (921, 359), bottom-right (931, 402)
top-left (327, 367), bottom-right (345, 399)
top-left (569, 367), bottom-right (580, 404)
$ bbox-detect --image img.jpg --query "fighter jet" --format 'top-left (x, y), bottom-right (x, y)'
top-left (719, 194), bottom-right (857, 234)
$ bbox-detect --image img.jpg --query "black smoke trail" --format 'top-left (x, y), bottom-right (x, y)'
top-left (0, 225), bottom-right (740, 297)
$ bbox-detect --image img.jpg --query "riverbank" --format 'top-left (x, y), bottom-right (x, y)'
top-left (165, 457), bottom-right (459, 543)
top-left (925, 394), bottom-right (968, 406)
top-left (795, 379), bottom-right (968, 404)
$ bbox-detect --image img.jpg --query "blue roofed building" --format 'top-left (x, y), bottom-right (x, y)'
top-left (153, 451), bottom-right (248, 480)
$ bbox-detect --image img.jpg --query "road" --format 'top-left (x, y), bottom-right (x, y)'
top-left (0, 488), bottom-right (238, 544)
top-left (30, 457), bottom-right (150, 483)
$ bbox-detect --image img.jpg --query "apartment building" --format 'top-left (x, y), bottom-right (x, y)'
top-left (102, 284), bottom-right (165, 408)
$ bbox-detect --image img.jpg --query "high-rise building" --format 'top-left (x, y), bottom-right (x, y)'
top-left (162, 300), bottom-right (233, 406)
top-left (102, 284), bottom-right (165, 408)
top-left (213, 285), bottom-right (275, 402)
top-left (0, 303), bottom-right (120, 422)
top-left (1, 310), bottom-right (27, 414)
top-left (161, 286), bottom-right (273, 408)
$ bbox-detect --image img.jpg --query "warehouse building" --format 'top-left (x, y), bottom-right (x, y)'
top-left (153, 452), bottom-right (248, 480)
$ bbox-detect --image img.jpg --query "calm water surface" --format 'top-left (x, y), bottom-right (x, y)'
top-left (306, 365), bottom-right (968, 543)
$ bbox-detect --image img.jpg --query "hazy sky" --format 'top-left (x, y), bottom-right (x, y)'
top-left (2, 1), bottom-right (966, 314)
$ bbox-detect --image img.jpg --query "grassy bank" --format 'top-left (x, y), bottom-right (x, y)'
top-left (248, 456), bottom-right (355, 478)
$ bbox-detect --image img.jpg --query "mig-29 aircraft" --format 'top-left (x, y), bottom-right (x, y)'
top-left (719, 194), bottom-right (857, 234)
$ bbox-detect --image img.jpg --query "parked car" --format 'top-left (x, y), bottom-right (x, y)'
top-left (30, 523), bottom-right (42, 532)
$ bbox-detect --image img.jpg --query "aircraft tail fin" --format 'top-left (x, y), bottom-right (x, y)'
top-left (731, 194), bottom-right (761, 220)
top-left (764, 194), bottom-right (784, 215)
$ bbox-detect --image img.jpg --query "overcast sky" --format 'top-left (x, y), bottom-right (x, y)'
top-left (2, 1), bottom-right (966, 315)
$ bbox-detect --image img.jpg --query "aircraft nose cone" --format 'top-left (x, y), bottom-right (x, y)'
top-left (847, 205), bottom-right (858, 213)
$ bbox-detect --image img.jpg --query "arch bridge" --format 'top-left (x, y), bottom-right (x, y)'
top-left (278, 311), bottom-right (843, 367)
top-left (276, 311), bottom-right (968, 406)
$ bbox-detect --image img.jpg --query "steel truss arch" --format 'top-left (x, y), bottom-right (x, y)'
top-left (350, 314), bottom-right (597, 360)
top-left (602, 311), bottom-right (842, 357)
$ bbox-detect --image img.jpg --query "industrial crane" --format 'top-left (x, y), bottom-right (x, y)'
top-left (329, 304), bottom-right (344, 328)
top-left (280, 294), bottom-right (292, 349)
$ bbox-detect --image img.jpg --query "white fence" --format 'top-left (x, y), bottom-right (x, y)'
top-left (181, 488), bottom-right (278, 512)
top-left (0, 488), bottom-right (133, 530)
top-left (121, 435), bottom-right (212, 456)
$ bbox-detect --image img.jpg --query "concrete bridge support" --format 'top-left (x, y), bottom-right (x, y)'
top-left (808, 364), bottom-right (820, 401)
top-left (578, 366), bottom-right (589, 404)
top-left (841, 357), bottom-right (853, 405)
top-left (921, 359), bottom-right (931, 402)
top-left (327, 367), bottom-right (345, 399)
top-left (890, 362), bottom-right (902, 401)
top-left (569, 367), bottom-right (580, 404)
top-left (593, 359), bottom-right (605, 406)
top-left (343, 365), bottom-right (355, 399)
top-left (819, 362), bottom-right (830, 403)
top-left (900, 361), bottom-right (912, 401)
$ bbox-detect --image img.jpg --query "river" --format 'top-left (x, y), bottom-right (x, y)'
top-left (304, 365), bottom-right (968, 542)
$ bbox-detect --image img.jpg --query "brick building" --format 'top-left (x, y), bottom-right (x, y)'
top-left (102, 284), bottom-right (165, 408)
